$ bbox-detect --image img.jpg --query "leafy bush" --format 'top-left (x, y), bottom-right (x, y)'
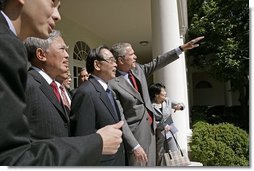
top-left (190, 121), bottom-right (249, 166)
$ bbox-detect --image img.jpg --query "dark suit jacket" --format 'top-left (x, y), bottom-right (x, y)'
top-left (109, 49), bottom-right (179, 166)
top-left (69, 88), bottom-right (77, 98)
top-left (24, 68), bottom-right (70, 139)
top-left (0, 12), bottom-right (102, 166)
top-left (71, 76), bottom-right (125, 166)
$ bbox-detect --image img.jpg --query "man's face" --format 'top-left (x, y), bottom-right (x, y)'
top-left (121, 46), bottom-right (137, 71)
top-left (44, 36), bottom-right (69, 78)
top-left (80, 70), bottom-right (89, 82)
top-left (22, 0), bottom-right (61, 39)
top-left (63, 74), bottom-right (72, 89)
top-left (96, 49), bottom-right (117, 82)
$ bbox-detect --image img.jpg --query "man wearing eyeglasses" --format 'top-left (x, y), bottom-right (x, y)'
top-left (71, 45), bottom-right (131, 166)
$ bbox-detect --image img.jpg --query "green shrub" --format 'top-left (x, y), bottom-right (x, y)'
top-left (190, 121), bottom-right (249, 166)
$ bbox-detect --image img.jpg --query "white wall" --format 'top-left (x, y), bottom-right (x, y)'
top-left (56, 16), bottom-right (109, 54)
top-left (56, 16), bottom-right (110, 88)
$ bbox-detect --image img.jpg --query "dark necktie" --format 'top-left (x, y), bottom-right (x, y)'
top-left (60, 85), bottom-right (70, 110)
top-left (128, 71), bottom-right (139, 91)
top-left (50, 81), bottom-right (61, 102)
top-left (106, 87), bottom-right (119, 119)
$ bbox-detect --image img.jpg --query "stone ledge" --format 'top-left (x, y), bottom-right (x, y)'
top-left (188, 161), bottom-right (203, 166)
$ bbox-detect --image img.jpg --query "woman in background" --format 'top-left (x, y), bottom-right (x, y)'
top-left (149, 83), bottom-right (184, 166)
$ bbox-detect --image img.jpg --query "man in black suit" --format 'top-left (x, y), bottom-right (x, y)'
top-left (0, 0), bottom-right (123, 165)
top-left (71, 45), bottom-right (127, 166)
top-left (24, 30), bottom-right (73, 138)
top-left (23, 30), bottom-right (124, 165)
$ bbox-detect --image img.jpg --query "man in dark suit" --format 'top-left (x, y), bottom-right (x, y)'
top-left (109, 37), bottom-right (204, 166)
top-left (0, 0), bottom-right (123, 165)
top-left (71, 45), bottom-right (127, 166)
top-left (23, 30), bottom-right (124, 165)
top-left (24, 30), bottom-right (72, 138)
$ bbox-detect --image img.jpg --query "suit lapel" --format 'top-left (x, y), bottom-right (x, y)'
top-left (153, 104), bottom-right (163, 115)
top-left (90, 78), bottom-right (119, 122)
top-left (115, 76), bottom-right (143, 102)
top-left (152, 103), bottom-right (163, 120)
top-left (131, 68), bottom-right (141, 83)
top-left (161, 101), bottom-right (169, 116)
top-left (29, 69), bottom-right (69, 122)
top-left (131, 68), bottom-right (145, 97)
top-left (0, 13), bottom-right (8, 27)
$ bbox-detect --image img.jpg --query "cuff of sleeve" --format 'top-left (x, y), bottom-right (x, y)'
top-left (132, 144), bottom-right (141, 151)
top-left (176, 47), bottom-right (183, 55)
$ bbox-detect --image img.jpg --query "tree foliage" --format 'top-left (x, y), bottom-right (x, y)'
top-left (187, 0), bottom-right (249, 88)
top-left (187, 0), bottom-right (249, 124)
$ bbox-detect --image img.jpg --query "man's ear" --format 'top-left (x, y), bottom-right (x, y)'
top-left (18, 0), bottom-right (25, 6)
top-left (94, 60), bottom-right (101, 71)
top-left (118, 57), bottom-right (124, 65)
top-left (36, 48), bottom-right (46, 62)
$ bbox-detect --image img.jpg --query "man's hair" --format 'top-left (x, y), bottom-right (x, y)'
top-left (0, 0), bottom-right (6, 10)
top-left (111, 42), bottom-right (131, 60)
top-left (79, 67), bottom-right (88, 76)
top-left (86, 45), bottom-right (109, 73)
top-left (24, 30), bottom-right (61, 62)
top-left (80, 67), bottom-right (87, 73)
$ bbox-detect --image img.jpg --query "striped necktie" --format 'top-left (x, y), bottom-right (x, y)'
top-left (60, 85), bottom-right (70, 110)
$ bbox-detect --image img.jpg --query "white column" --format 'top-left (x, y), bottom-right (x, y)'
top-left (151, 0), bottom-right (191, 150)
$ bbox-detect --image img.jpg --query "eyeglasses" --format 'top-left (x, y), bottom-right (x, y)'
top-left (100, 57), bottom-right (116, 64)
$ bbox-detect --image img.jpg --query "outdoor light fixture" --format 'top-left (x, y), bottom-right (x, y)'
top-left (139, 40), bottom-right (149, 46)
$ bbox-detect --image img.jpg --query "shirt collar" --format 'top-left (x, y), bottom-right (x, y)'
top-left (91, 74), bottom-right (108, 91)
top-left (55, 81), bottom-right (61, 88)
top-left (118, 70), bottom-right (130, 81)
top-left (118, 70), bottom-right (128, 76)
top-left (32, 66), bottom-right (54, 85)
top-left (1, 11), bottom-right (17, 36)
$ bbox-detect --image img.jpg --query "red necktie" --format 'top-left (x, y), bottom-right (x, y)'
top-left (128, 71), bottom-right (139, 91)
top-left (147, 111), bottom-right (153, 124)
top-left (128, 71), bottom-right (152, 124)
top-left (50, 81), bottom-right (61, 102)
top-left (60, 85), bottom-right (70, 110)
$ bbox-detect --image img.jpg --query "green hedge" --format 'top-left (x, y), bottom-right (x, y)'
top-left (190, 121), bottom-right (249, 166)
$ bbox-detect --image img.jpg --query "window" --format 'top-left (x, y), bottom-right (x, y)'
top-left (72, 41), bottom-right (90, 88)
top-left (73, 41), bottom-right (90, 61)
top-left (195, 81), bottom-right (213, 89)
